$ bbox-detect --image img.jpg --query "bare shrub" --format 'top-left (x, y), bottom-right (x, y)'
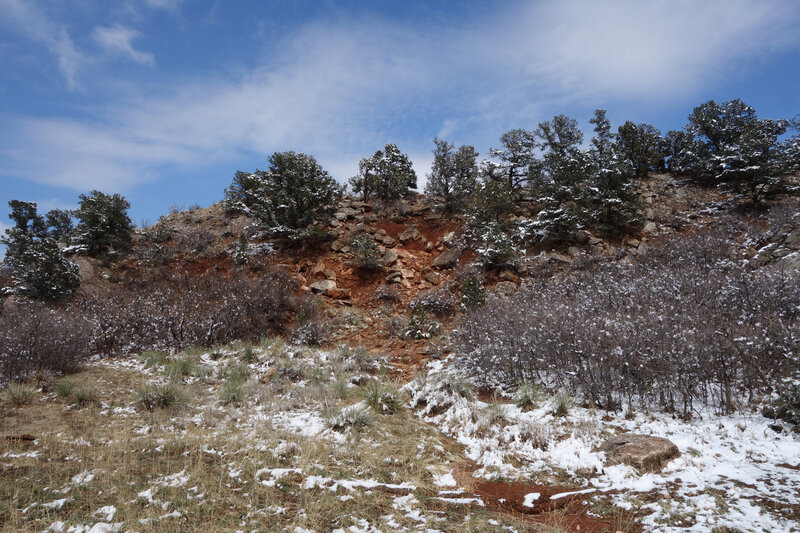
top-left (0, 302), bottom-right (93, 380)
top-left (290, 296), bottom-right (328, 346)
top-left (79, 267), bottom-right (297, 355)
top-left (454, 220), bottom-right (800, 417)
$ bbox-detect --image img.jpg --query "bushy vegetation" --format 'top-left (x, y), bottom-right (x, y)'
top-left (349, 144), bottom-right (417, 203)
top-left (74, 190), bottom-right (134, 256)
top-left (424, 138), bottom-right (479, 214)
top-left (0, 268), bottom-right (297, 380)
top-left (350, 233), bottom-right (384, 270)
top-left (1, 200), bottom-right (80, 301)
top-left (224, 151), bottom-right (342, 241)
top-left (454, 217), bottom-right (800, 417)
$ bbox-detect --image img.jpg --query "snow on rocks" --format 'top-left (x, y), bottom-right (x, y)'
top-left (407, 362), bottom-right (800, 531)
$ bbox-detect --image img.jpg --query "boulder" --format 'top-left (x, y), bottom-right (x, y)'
top-left (432, 247), bottom-right (463, 269)
top-left (326, 287), bottom-right (351, 300)
top-left (383, 249), bottom-right (398, 266)
top-left (600, 434), bottom-right (680, 472)
top-left (643, 222), bottom-right (658, 234)
top-left (399, 228), bottom-right (420, 243)
top-left (310, 280), bottom-right (336, 294)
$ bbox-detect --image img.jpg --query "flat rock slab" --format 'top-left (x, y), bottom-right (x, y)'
top-left (600, 434), bottom-right (680, 472)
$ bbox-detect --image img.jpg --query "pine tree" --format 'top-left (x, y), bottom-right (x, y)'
top-left (675, 99), bottom-right (799, 206)
top-left (350, 144), bottom-right (417, 202)
top-left (1, 200), bottom-right (79, 301)
top-left (74, 191), bottom-right (134, 256)
top-left (424, 138), bottom-right (478, 214)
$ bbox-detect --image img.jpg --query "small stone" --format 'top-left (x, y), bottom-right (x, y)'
top-left (643, 222), bottom-right (657, 234)
top-left (426, 241), bottom-right (434, 252)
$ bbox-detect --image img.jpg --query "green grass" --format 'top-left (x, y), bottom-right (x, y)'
top-left (4, 382), bottom-right (37, 406)
top-left (133, 382), bottom-right (188, 411)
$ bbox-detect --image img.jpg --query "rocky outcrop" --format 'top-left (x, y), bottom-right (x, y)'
top-left (600, 434), bottom-right (680, 472)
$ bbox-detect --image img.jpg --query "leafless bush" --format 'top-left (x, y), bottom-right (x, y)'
top-left (175, 227), bottom-right (215, 253)
top-left (290, 295), bottom-right (328, 346)
top-left (78, 267), bottom-right (297, 355)
top-left (0, 303), bottom-right (93, 380)
top-left (374, 284), bottom-right (401, 303)
top-left (455, 222), bottom-right (800, 417)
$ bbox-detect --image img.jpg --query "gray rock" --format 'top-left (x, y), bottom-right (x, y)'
top-left (383, 249), bottom-right (398, 266)
top-left (399, 228), bottom-right (420, 243)
top-left (643, 222), bottom-right (658, 234)
top-left (431, 247), bottom-right (463, 269)
top-left (600, 434), bottom-right (680, 472)
top-left (310, 280), bottom-right (336, 294)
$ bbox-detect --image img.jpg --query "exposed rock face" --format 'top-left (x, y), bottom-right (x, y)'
top-left (431, 247), bottom-right (463, 269)
top-left (600, 434), bottom-right (680, 472)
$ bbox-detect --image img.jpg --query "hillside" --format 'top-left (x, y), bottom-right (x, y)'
top-left (2, 175), bottom-right (800, 532)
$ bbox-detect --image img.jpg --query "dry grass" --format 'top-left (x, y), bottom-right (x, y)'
top-left (0, 344), bottom-right (540, 532)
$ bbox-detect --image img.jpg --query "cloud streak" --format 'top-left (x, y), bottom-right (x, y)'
top-left (0, 0), bottom-right (85, 88)
top-left (93, 25), bottom-right (154, 66)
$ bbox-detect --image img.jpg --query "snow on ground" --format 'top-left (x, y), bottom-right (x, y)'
top-left (406, 362), bottom-right (800, 532)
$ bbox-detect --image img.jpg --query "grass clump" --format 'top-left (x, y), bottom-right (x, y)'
top-left (220, 361), bottom-right (250, 383)
top-left (551, 390), bottom-right (574, 417)
top-left (481, 400), bottom-right (508, 426)
top-left (361, 381), bottom-right (403, 414)
top-left (53, 378), bottom-right (76, 398)
top-left (324, 405), bottom-right (374, 430)
top-left (138, 350), bottom-right (168, 369)
top-left (219, 380), bottom-right (246, 406)
top-left (134, 382), bottom-right (188, 412)
top-left (513, 381), bottom-right (541, 410)
top-left (73, 386), bottom-right (100, 408)
top-left (164, 356), bottom-right (196, 380)
top-left (5, 382), bottom-right (37, 406)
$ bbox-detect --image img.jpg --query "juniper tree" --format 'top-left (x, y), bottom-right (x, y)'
top-left (424, 138), bottom-right (479, 214)
top-left (530, 115), bottom-right (590, 241)
top-left (674, 99), bottom-right (799, 206)
top-left (1, 200), bottom-right (79, 301)
top-left (482, 129), bottom-right (537, 192)
top-left (228, 151), bottom-right (342, 239)
top-left (350, 144), bottom-right (417, 202)
top-left (585, 109), bottom-right (643, 234)
top-left (74, 191), bottom-right (134, 256)
top-left (617, 121), bottom-right (666, 179)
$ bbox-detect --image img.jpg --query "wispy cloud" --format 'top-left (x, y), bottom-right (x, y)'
top-left (93, 25), bottom-right (154, 66)
top-left (0, 0), bottom-right (84, 88)
top-left (1, 0), bottom-right (799, 193)
top-left (482, 0), bottom-right (800, 100)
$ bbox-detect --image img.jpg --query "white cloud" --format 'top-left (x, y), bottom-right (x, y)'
top-left (142, 0), bottom-right (184, 11)
top-left (2, 1), bottom-right (799, 193)
top-left (92, 25), bottom-right (154, 66)
top-left (479, 0), bottom-right (800, 100)
top-left (0, 0), bottom-right (85, 88)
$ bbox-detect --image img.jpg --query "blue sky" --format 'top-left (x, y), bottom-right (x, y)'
top-left (1, 0), bottom-right (800, 237)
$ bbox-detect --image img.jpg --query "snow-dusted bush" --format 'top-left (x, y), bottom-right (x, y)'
top-left (80, 267), bottom-right (297, 355)
top-left (350, 233), bottom-right (384, 270)
top-left (409, 287), bottom-right (458, 317)
top-left (455, 222), bottom-right (800, 416)
top-left (0, 303), bottom-right (92, 380)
